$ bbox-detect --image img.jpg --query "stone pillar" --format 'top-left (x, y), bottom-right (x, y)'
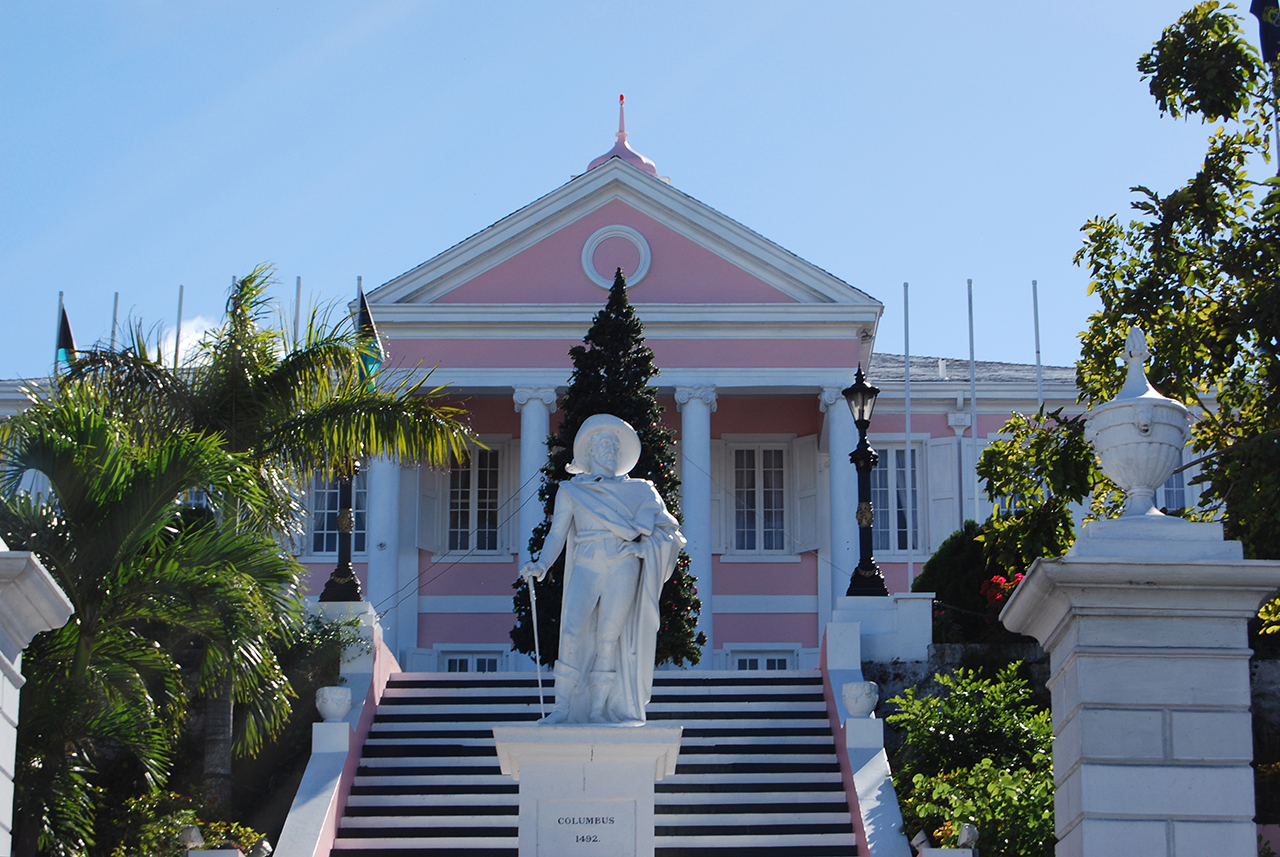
top-left (675, 384), bottom-right (716, 658)
top-left (0, 538), bottom-right (73, 856)
top-left (493, 725), bottom-right (683, 857)
top-left (364, 457), bottom-right (401, 646)
top-left (821, 387), bottom-right (857, 596)
top-left (1002, 519), bottom-right (1280, 857)
top-left (514, 387), bottom-right (558, 568)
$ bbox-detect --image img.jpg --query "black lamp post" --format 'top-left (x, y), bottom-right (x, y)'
top-left (319, 460), bottom-right (365, 602)
top-left (843, 366), bottom-right (889, 596)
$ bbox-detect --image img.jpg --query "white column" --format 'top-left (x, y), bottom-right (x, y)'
top-left (0, 540), bottom-right (73, 857)
top-left (395, 465), bottom-right (421, 661)
top-left (365, 458), bottom-right (401, 641)
top-left (513, 387), bottom-right (558, 567)
top-left (821, 387), bottom-right (857, 597)
top-left (675, 384), bottom-right (716, 661)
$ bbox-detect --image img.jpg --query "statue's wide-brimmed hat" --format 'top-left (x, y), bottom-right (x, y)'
top-left (568, 414), bottom-right (642, 476)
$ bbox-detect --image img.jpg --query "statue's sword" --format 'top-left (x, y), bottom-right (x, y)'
top-left (527, 574), bottom-right (546, 718)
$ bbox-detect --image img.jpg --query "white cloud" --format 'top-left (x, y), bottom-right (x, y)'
top-left (158, 315), bottom-right (217, 368)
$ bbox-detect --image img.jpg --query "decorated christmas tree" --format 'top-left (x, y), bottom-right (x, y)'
top-left (510, 268), bottom-right (706, 667)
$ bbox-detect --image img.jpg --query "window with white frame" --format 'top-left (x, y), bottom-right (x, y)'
top-left (448, 448), bottom-right (501, 552)
top-left (731, 446), bottom-right (787, 552)
top-left (309, 469), bottom-right (367, 554)
top-left (871, 447), bottom-right (919, 553)
top-left (442, 660), bottom-right (496, 680)
top-left (735, 652), bottom-right (791, 670)
top-left (418, 437), bottom-right (516, 558)
top-left (712, 435), bottom-right (819, 558)
top-left (1161, 448), bottom-right (1194, 514)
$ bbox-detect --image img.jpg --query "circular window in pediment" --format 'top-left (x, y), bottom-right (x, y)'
top-left (581, 224), bottom-right (651, 289)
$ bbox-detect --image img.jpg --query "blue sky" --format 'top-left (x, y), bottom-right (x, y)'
top-left (0, 1), bottom-right (1232, 381)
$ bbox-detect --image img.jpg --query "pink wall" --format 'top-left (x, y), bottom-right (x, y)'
top-left (446, 395), bottom-right (522, 436)
top-left (716, 612), bottom-right (819, 649)
top-left (713, 395), bottom-right (822, 437)
top-left (865, 412), bottom-right (950, 436)
top-left (434, 199), bottom-right (796, 305)
top-left (391, 337), bottom-right (862, 371)
top-left (878, 562), bottom-right (913, 595)
top-left (418, 554), bottom-right (516, 596)
top-left (419, 612), bottom-right (517, 648)
top-left (714, 553), bottom-right (818, 596)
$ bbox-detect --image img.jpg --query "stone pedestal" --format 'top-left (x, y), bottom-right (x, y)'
top-left (1001, 517), bottom-right (1280, 857)
top-left (492, 725), bottom-right (682, 857)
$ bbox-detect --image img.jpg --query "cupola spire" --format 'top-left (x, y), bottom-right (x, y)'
top-left (587, 94), bottom-right (658, 176)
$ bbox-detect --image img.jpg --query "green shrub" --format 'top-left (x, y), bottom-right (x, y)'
top-left (887, 663), bottom-right (1054, 856)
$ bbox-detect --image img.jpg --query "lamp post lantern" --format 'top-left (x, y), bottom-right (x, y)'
top-left (319, 460), bottom-right (365, 602)
top-left (843, 366), bottom-right (889, 596)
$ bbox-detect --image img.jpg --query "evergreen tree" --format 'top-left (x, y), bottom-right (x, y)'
top-left (510, 269), bottom-right (706, 667)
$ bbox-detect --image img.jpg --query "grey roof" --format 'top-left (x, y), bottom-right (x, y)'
top-left (868, 353), bottom-right (1076, 384)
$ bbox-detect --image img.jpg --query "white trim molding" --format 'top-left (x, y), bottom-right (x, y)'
top-left (581, 224), bottom-right (651, 288)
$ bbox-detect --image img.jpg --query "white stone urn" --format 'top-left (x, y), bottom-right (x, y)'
top-left (1084, 327), bottom-right (1190, 516)
top-left (841, 680), bottom-right (879, 718)
top-left (315, 686), bottom-right (352, 722)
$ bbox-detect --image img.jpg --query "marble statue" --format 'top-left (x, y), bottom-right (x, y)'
top-left (519, 414), bottom-right (686, 725)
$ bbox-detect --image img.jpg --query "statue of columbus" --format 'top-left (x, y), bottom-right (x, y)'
top-left (519, 414), bottom-right (686, 724)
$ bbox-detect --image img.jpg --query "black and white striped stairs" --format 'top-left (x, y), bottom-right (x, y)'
top-left (332, 670), bottom-right (858, 856)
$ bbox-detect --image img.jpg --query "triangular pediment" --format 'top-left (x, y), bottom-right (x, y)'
top-left (370, 159), bottom-right (879, 310)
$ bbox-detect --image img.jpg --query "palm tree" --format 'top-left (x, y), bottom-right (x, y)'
top-left (0, 382), bottom-right (302, 857)
top-left (66, 265), bottom-right (472, 801)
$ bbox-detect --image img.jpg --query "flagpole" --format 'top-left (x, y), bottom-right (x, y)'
top-left (54, 291), bottom-right (64, 373)
top-left (903, 282), bottom-right (915, 583)
top-left (110, 291), bottom-right (120, 350)
top-left (967, 279), bottom-right (980, 522)
top-left (1032, 279), bottom-right (1044, 410)
top-left (173, 284), bottom-right (184, 370)
top-left (294, 276), bottom-right (303, 348)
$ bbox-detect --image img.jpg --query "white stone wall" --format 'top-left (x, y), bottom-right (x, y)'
top-left (0, 541), bottom-right (74, 857)
top-left (0, 664), bottom-right (19, 857)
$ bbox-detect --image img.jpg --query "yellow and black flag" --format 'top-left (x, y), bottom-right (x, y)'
top-left (355, 286), bottom-right (384, 383)
top-left (55, 305), bottom-right (76, 368)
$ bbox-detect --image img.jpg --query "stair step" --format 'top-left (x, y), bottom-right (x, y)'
top-left (329, 670), bottom-right (858, 856)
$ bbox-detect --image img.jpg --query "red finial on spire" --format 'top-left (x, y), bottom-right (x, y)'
top-left (620, 93), bottom-right (625, 104)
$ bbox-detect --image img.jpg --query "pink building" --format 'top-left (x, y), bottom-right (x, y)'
top-left (286, 122), bottom-right (1100, 673)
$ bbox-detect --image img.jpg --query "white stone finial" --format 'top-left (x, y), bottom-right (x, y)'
top-left (1084, 326), bottom-right (1191, 516)
top-left (1117, 326), bottom-right (1156, 400)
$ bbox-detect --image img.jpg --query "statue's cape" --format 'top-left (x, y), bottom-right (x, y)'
top-left (558, 476), bottom-right (686, 722)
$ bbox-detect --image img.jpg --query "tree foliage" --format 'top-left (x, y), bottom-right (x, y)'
top-left (976, 407), bottom-right (1098, 573)
top-left (978, 2), bottom-right (1280, 589)
top-left (1077, 1), bottom-right (1280, 560)
top-left (510, 269), bottom-right (706, 667)
top-left (0, 385), bottom-right (300, 856)
top-left (3, 266), bottom-right (473, 853)
top-left (887, 664), bottom-right (1054, 856)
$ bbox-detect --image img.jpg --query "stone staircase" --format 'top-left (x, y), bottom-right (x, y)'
top-left (331, 670), bottom-right (858, 856)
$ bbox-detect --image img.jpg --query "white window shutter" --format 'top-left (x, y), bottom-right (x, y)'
top-left (710, 438), bottom-right (725, 554)
top-left (502, 440), bottom-right (520, 554)
top-left (791, 434), bottom-right (820, 552)
top-left (418, 466), bottom-right (444, 554)
top-left (926, 437), bottom-right (959, 552)
top-left (960, 437), bottom-right (994, 523)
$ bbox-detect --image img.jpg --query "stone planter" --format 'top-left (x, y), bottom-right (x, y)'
top-left (1082, 327), bottom-right (1189, 517)
top-left (841, 680), bottom-right (879, 718)
top-left (315, 685), bottom-right (352, 722)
